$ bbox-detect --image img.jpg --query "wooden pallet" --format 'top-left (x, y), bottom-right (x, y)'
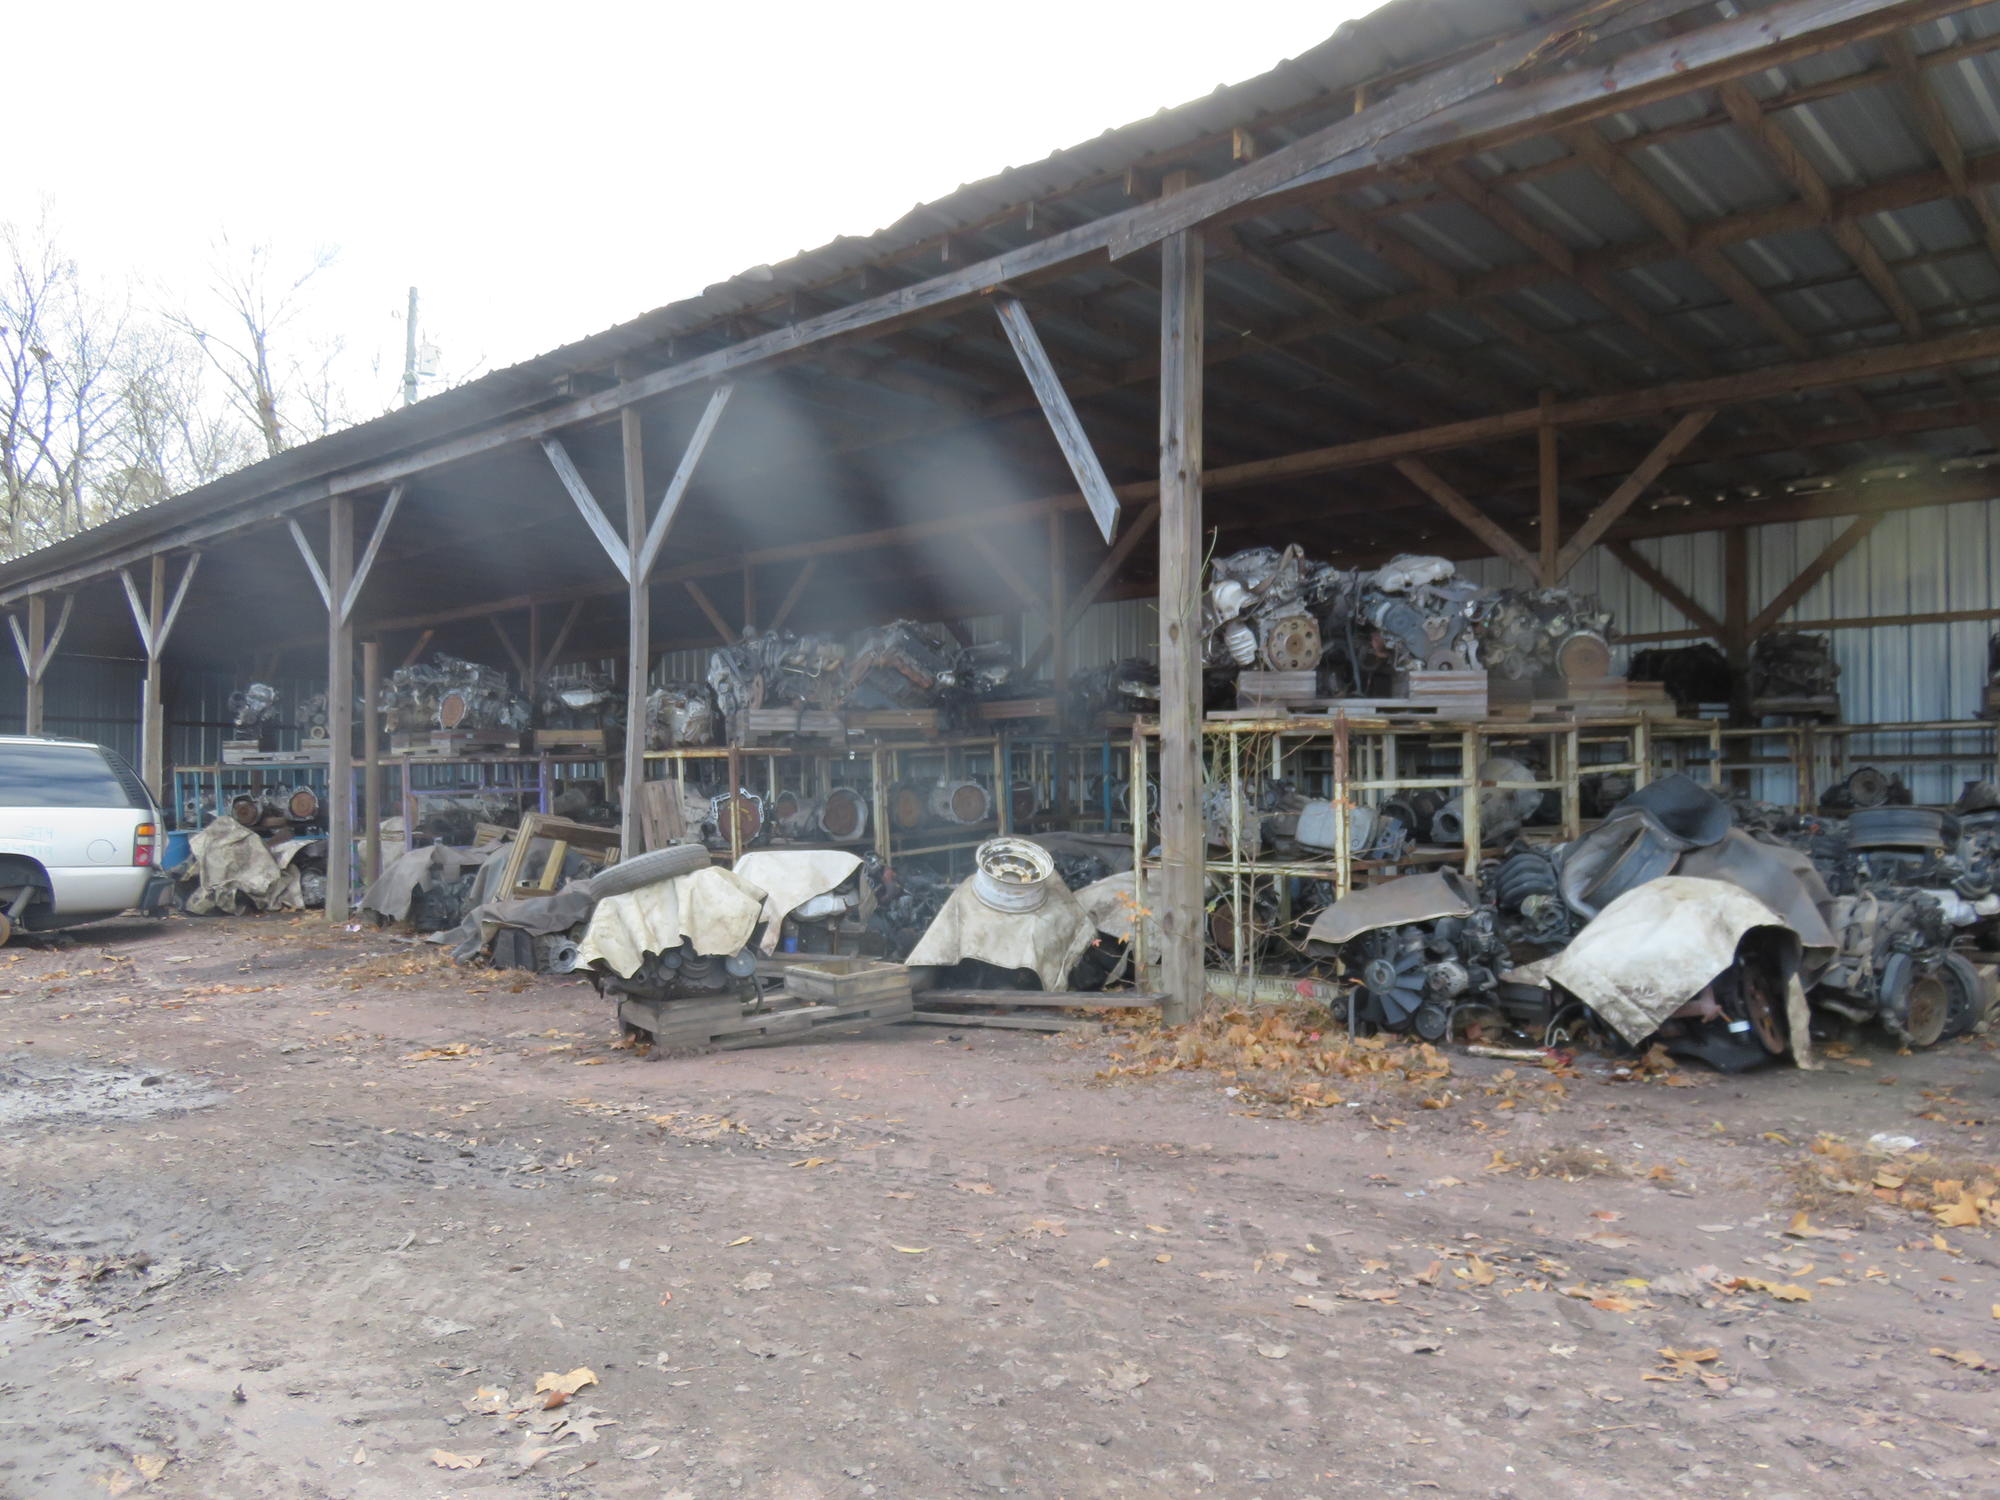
top-left (619, 988), bottom-right (913, 1051)
top-left (903, 1010), bottom-right (1097, 1032)
top-left (220, 749), bottom-right (329, 766)
top-left (389, 732), bottom-right (521, 758)
top-left (784, 957), bottom-right (911, 1003)
top-left (532, 728), bottom-right (609, 755)
top-left (975, 696), bottom-right (1060, 721)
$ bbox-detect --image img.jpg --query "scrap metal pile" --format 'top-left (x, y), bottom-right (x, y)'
top-left (1264, 771), bottom-right (1997, 1071)
top-left (1201, 548), bottom-right (1613, 695)
top-left (703, 622), bottom-right (1022, 739)
top-left (381, 654), bottom-right (531, 735)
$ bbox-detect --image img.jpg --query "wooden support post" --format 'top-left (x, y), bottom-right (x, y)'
top-left (1048, 509), bottom-right (1069, 740)
top-left (24, 595), bottom-right (45, 735)
top-left (622, 408), bottom-right (650, 855)
top-left (1157, 208), bottom-right (1205, 1027)
top-left (1724, 525), bottom-right (1750, 725)
top-left (362, 638), bottom-right (382, 885)
top-left (1538, 391), bottom-right (1559, 584)
top-left (143, 554), bottom-right (165, 798)
top-left (326, 496), bottom-right (355, 922)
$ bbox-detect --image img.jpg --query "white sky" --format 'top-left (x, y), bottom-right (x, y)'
top-left (9, 0), bottom-right (1378, 416)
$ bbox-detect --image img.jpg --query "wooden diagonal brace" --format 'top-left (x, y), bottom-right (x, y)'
top-left (341, 484), bottom-right (405, 625)
top-left (1608, 540), bottom-right (1724, 640)
top-left (635, 385), bottom-right (733, 582)
top-left (288, 519), bottom-right (333, 609)
top-left (993, 296), bottom-right (1120, 543)
top-left (1747, 513), bottom-right (1882, 638)
top-left (970, 532), bottom-right (1047, 615)
top-left (1553, 410), bottom-right (1716, 579)
top-left (117, 553), bottom-right (202, 656)
top-left (1393, 459), bottom-right (1539, 579)
top-left (542, 437), bottom-right (633, 582)
top-left (685, 580), bottom-right (738, 644)
top-left (769, 558), bottom-right (819, 633)
top-left (1024, 500), bottom-right (1160, 674)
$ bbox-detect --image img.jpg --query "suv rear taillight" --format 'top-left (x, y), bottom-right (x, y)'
top-left (134, 823), bottom-right (158, 866)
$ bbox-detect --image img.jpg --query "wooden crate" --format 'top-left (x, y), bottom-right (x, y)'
top-left (783, 957), bottom-right (912, 1004)
top-left (494, 812), bottom-right (621, 898)
top-left (389, 730), bottom-right (521, 757)
top-left (743, 707), bottom-right (846, 740)
top-left (1236, 670), bottom-right (1319, 709)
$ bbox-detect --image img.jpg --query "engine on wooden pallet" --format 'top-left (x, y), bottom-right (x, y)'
top-left (842, 620), bottom-right (958, 709)
top-left (644, 683), bottom-right (718, 748)
top-left (595, 944), bottom-right (763, 1003)
top-left (1629, 642), bottom-right (1733, 711)
top-left (707, 630), bottom-right (846, 722)
top-left (1751, 631), bottom-right (1840, 702)
top-left (228, 682), bottom-right (282, 731)
top-left (537, 671), bottom-right (621, 728)
top-left (381, 654), bottom-right (530, 734)
top-left (1202, 546), bottom-right (1323, 673)
top-left (1066, 657), bottom-right (1160, 720)
top-left (1477, 586), bottom-right (1613, 681)
top-left (1344, 554), bottom-right (1487, 677)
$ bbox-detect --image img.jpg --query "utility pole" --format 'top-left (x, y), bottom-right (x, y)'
top-left (402, 287), bottom-right (419, 407)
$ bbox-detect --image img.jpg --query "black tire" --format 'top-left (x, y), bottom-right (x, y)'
top-left (589, 843), bottom-right (711, 899)
top-left (1937, 951), bottom-right (1987, 1041)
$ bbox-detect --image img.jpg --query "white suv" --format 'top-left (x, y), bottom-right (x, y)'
top-left (0, 736), bottom-right (171, 943)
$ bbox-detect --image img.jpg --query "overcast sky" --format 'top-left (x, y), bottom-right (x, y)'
top-left (11, 0), bottom-right (1378, 417)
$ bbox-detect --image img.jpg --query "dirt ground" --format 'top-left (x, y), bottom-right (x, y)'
top-left (3, 915), bottom-right (2000, 1499)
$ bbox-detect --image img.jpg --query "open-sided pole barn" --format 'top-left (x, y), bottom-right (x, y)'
top-left (9, 0), bottom-right (2000, 1018)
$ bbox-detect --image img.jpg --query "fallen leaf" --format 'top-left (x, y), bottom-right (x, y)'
top-left (1590, 1294), bottom-right (1638, 1313)
top-left (738, 1271), bottom-right (774, 1292)
top-left (1391, 1338), bottom-right (1442, 1355)
top-left (1256, 1343), bottom-right (1290, 1359)
top-left (133, 1454), bottom-right (169, 1481)
top-left (1578, 1231), bottom-right (1639, 1249)
top-left (1930, 1347), bottom-right (1998, 1372)
top-left (1293, 1294), bottom-right (1338, 1315)
top-left (726, 1236), bottom-right (754, 1247)
top-left (954, 1181), bottom-right (995, 1195)
top-left (1460, 1255), bottom-right (1496, 1287)
top-left (790, 1157), bottom-right (833, 1169)
top-left (892, 1245), bottom-right (930, 1254)
top-left (1154, 1253), bottom-right (1172, 1263)
top-left (533, 1368), bottom-right (598, 1397)
top-left (1935, 1199), bottom-right (1984, 1229)
top-left (431, 1451), bottom-right (483, 1470)
top-left (1413, 1260), bottom-right (1442, 1286)
top-left (1091, 1257), bottom-right (1110, 1270)
top-left (1022, 1218), bottom-right (1068, 1238)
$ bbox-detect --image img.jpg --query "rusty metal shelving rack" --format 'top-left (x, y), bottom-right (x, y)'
top-left (1716, 719), bottom-right (2000, 808)
top-left (1126, 712), bottom-right (1723, 985)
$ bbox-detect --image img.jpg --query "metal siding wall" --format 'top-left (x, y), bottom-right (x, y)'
top-left (0, 655), bottom-right (145, 762)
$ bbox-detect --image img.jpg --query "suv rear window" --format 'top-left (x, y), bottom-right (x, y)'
top-left (0, 744), bottom-right (150, 810)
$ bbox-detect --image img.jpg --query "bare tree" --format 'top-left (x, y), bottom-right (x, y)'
top-left (0, 214), bottom-right (130, 550)
top-left (166, 236), bottom-right (344, 459)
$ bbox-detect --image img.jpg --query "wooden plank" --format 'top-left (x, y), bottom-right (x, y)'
top-left (1393, 458), bottom-right (1539, 579)
top-left (541, 436), bottom-right (633, 582)
top-left (400, 628), bottom-right (435, 669)
top-left (1157, 204), bottom-right (1205, 1029)
top-left (1746, 512), bottom-right (1883, 637)
top-left (154, 552), bottom-right (199, 654)
top-left (542, 598), bottom-right (585, 675)
top-left (1554, 409), bottom-right (1716, 578)
top-left (993, 295), bottom-right (1121, 543)
top-left (142, 555), bottom-right (165, 798)
top-left (488, 614), bottom-right (530, 680)
top-left (635, 383), bottom-right (734, 582)
top-left (1606, 540), bottom-right (1724, 639)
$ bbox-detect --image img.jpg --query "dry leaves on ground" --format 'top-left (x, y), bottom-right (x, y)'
top-left (1794, 1137), bottom-right (1999, 1231)
top-left (1099, 1006), bottom-right (1452, 1116)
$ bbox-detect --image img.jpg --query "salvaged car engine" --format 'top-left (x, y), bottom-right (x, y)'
top-left (382, 655), bottom-right (531, 735)
top-left (1348, 554), bottom-right (1486, 674)
top-left (538, 671), bottom-right (620, 728)
top-left (1478, 587), bottom-right (1613, 681)
top-left (844, 620), bottom-right (959, 708)
top-left (644, 683), bottom-right (718, 749)
top-left (1305, 871), bottom-right (1506, 1041)
top-left (1203, 546), bottom-right (1322, 672)
top-left (707, 630), bottom-right (847, 722)
top-left (1751, 631), bottom-right (1840, 702)
top-left (597, 944), bottom-right (763, 1005)
top-left (228, 682), bottom-right (282, 731)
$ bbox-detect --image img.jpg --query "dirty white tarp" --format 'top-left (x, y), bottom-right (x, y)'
top-left (733, 850), bottom-right (865, 955)
top-left (1075, 871), bottom-right (1159, 948)
top-left (1529, 875), bottom-right (1815, 1065)
top-left (182, 817), bottom-right (301, 914)
top-left (1304, 869), bottom-right (1479, 948)
top-left (906, 880), bottom-right (1096, 992)
top-left (577, 865), bottom-right (768, 978)
top-left (361, 843), bottom-right (468, 923)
